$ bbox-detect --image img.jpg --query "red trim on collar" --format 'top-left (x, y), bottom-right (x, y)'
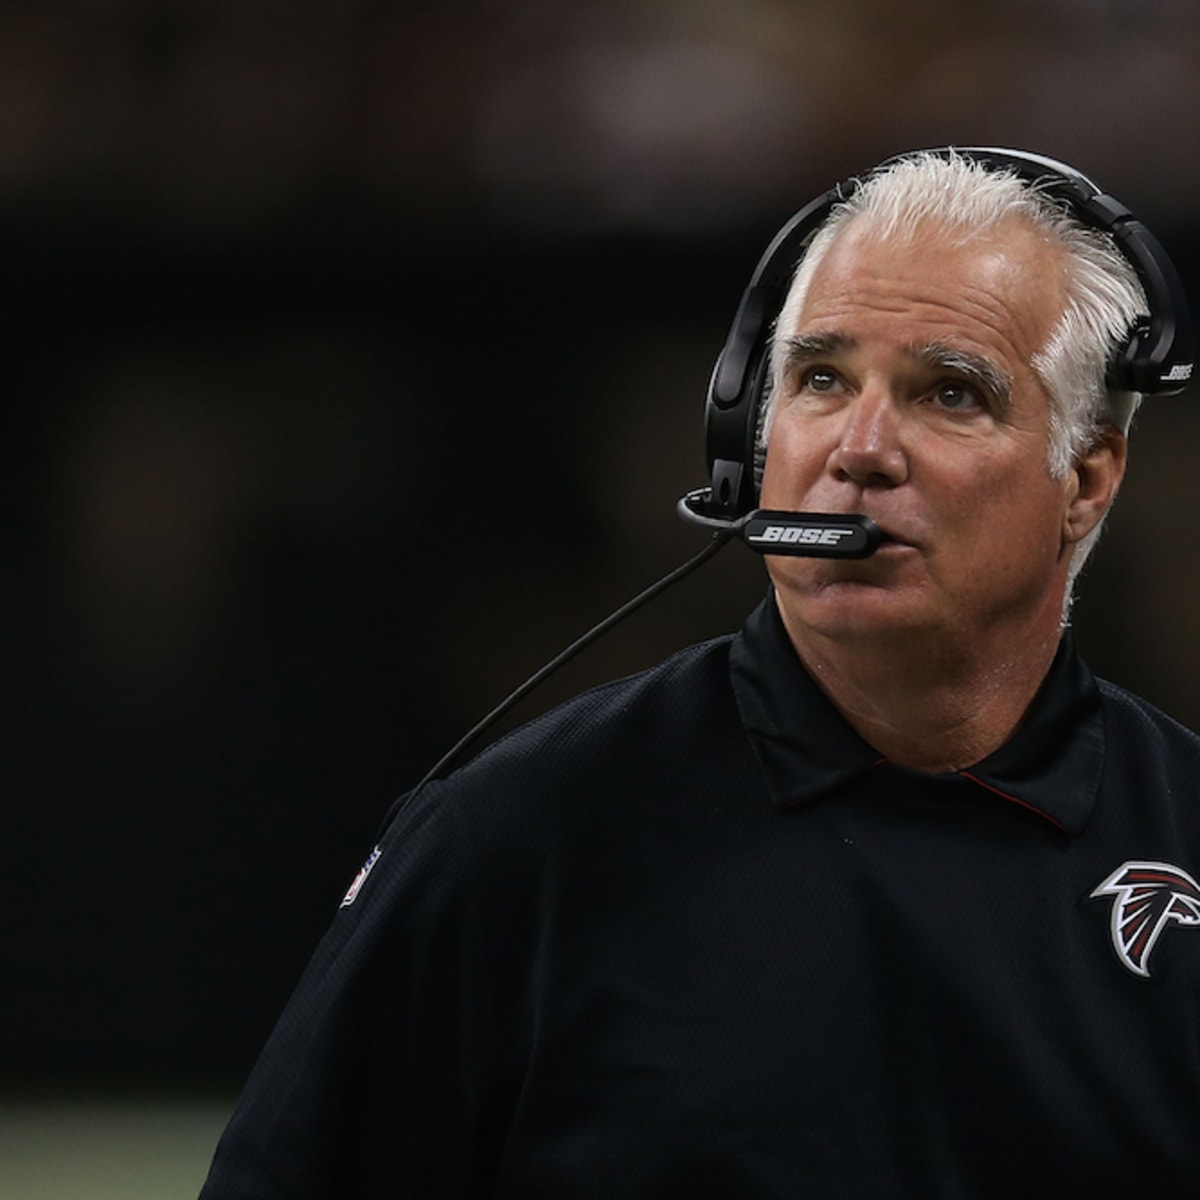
top-left (958, 770), bottom-right (1067, 833)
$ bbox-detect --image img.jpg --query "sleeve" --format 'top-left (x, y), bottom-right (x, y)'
top-left (197, 783), bottom-right (512, 1199)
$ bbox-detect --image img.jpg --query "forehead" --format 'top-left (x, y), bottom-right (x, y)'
top-left (791, 217), bottom-right (1068, 372)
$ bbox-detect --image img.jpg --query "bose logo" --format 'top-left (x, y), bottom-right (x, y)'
top-left (1164, 363), bottom-right (1193, 383)
top-left (748, 525), bottom-right (856, 546)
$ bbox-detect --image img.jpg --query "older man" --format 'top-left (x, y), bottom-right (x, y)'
top-left (759, 157), bottom-right (1127, 773)
top-left (200, 152), bottom-right (1199, 1197)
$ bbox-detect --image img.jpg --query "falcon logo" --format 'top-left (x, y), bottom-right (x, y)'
top-left (1090, 861), bottom-right (1200, 978)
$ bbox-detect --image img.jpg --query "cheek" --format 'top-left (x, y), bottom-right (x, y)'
top-left (954, 471), bottom-right (1069, 557)
top-left (760, 428), bottom-right (822, 505)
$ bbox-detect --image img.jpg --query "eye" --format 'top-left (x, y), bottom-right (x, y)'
top-left (932, 380), bottom-right (983, 412)
top-left (802, 367), bottom-right (842, 393)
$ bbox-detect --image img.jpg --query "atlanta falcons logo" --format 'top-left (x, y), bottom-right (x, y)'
top-left (1091, 861), bottom-right (1200, 978)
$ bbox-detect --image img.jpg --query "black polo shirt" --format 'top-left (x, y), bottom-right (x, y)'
top-left (200, 596), bottom-right (1200, 1198)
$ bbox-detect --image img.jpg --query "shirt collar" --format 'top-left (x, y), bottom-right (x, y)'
top-left (728, 594), bottom-right (1104, 836)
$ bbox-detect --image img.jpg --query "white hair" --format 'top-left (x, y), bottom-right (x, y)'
top-left (761, 151), bottom-right (1148, 601)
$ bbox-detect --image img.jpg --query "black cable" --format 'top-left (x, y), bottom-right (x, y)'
top-left (375, 531), bottom-right (733, 839)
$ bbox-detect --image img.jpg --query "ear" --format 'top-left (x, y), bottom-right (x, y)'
top-left (1062, 425), bottom-right (1127, 547)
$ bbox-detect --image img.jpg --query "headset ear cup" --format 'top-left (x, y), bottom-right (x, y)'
top-left (704, 327), bottom-right (775, 517)
top-left (1106, 320), bottom-right (1147, 393)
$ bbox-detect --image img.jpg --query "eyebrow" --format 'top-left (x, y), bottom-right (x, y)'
top-left (779, 332), bottom-right (856, 377)
top-left (912, 340), bottom-right (1012, 411)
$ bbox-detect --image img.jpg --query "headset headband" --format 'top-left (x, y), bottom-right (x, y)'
top-left (697, 146), bottom-right (1195, 521)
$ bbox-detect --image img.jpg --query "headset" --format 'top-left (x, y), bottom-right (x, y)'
top-left (378, 147), bottom-right (1194, 824)
top-left (678, 145), bottom-right (1195, 539)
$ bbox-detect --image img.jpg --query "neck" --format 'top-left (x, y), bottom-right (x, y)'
top-left (776, 600), bottom-right (1064, 774)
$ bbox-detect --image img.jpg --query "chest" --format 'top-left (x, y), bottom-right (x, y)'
top-left (490, 789), bottom-right (1200, 1196)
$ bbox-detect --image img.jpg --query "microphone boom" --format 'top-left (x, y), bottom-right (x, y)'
top-left (677, 489), bottom-right (881, 559)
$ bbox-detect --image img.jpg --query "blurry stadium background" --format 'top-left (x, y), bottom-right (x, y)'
top-left (3, 1), bottom-right (1199, 1194)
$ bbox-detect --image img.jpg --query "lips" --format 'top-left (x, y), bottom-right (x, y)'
top-left (870, 522), bottom-right (918, 549)
top-left (800, 503), bottom-right (919, 550)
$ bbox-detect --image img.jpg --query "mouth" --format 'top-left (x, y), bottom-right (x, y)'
top-left (873, 527), bottom-right (917, 551)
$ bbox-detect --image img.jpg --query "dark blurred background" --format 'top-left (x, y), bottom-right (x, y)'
top-left (3, 0), bottom-right (1200, 1113)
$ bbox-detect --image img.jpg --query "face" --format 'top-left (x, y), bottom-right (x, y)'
top-left (760, 217), bottom-right (1105, 658)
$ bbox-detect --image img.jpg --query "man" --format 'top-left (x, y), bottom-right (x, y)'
top-left (200, 151), bottom-right (1200, 1197)
top-left (759, 157), bottom-right (1128, 775)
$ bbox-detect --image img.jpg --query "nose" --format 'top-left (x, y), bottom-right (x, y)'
top-left (826, 388), bottom-right (908, 488)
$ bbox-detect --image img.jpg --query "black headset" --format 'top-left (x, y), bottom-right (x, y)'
top-left (682, 146), bottom-right (1195, 528)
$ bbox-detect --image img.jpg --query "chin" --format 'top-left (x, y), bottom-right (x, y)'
top-left (779, 581), bottom-right (943, 645)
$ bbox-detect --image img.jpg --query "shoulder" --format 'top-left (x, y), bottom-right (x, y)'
top-left (380, 631), bottom-right (744, 849)
top-left (445, 632), bottom-right (740, 792)
top-left (1095, 676), bottom-right (1200, 811)
top-left (1082, 677), bottom-right (1200, 890)
top-left (1097, 676), bottom-right (1200, 759)
top-left (355, 629), bottom-right (752, 931)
